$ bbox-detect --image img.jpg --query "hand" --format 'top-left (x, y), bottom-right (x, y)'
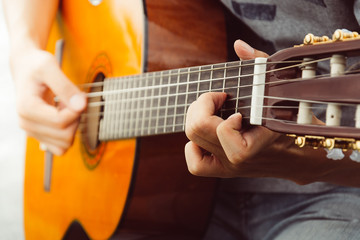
top-left (185, 40), bottom-right (329, 182)
top-left (10, 48), bottom-right (87, 155)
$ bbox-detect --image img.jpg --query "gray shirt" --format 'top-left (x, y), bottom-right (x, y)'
top-left (219, 0), bottom-right (360, 193)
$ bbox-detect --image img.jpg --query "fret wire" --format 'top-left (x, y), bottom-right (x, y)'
top-left (220, 63), bottom-right (227, 118)
top-left (209, 64), bottom-right (214, 93)
top-left (183, 67), bottom-right (190, 130)
top-left (113, 78), bottom-right (120, 138)
top-left (163, 71), bottom-right (171, 132)
top-left (148, 72), bottom-right (155, 135)
top-left (109, 77), bottom-right (116, 139)
top-left (125, 78), bottom-right (132, 137)
top-left (173, 68), bottom-right (181, 132)
top-left (155, 71), bottom-right (163, 134)
top-left (134, 77), bottom-right (141, 136)
top-left (235, 61), bottom-right (241, 114)
top-left (140, 72), bottom-right (148, 135)
top-left (196, 66), bottom-right (201, 99)
top-left (117, 78), bottom-right (124, 137)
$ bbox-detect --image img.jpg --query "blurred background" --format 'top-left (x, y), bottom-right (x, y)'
top-left (0, 2), bottom-right (26, 240)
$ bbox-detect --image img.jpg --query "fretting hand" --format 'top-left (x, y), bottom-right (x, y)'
top-left (184, 40), bottom-right (355, 184)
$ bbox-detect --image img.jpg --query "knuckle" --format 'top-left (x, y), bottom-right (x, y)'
top-left (53, 117), bottom-right (68, 129)
top-left (63, 128), bottom-right (76, 144)
top-left (227, 151), bottom-right (245, 164)
top-left (187, 163), bottom-right (202, 176)
top-left (186, 118), bottom-right (212, 140)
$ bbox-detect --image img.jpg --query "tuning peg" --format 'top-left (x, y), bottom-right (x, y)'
top-left (332, 29), bottom-right (359, 41)
top-left (289, 135), bottom-right (360, 151)
top-left (303, 33), bottom-right (330, 45)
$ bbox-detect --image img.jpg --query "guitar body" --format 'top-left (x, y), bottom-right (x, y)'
top-left (24, 0), bottom-right (227, 239)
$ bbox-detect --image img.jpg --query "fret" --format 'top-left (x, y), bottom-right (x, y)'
top-left (108, 77), bottom-right (115, 140)
top-left (133, 76), bottom-right (141, 137)
top-left (154, 71), bottom-right (163, 135)
top-left (114, 78), bottom-right (121, 139)
top-left (172, 68), bottom-right (181, 132)
top-left (99, 78), bottom-right (109, 140)
top-left (209, 64), bottom-right (214, 92)
top-left (196, 66), bottom-right (201, 99)
top-left (120, 78), bottom-right (128, 138)
top-left (127, 77), bottom-right (134, 138)
top-left (140, 73), bottom-right (149, 136)
top-left (159, 71), bottom-right (169, 134)
top-left (111, 77), bottom-right (118, 139)
top-left (221, 63), bottom-right (227, 118)
top-left (222, 61), bottom-right (241, 119)
top-left (147, 72), bottom-right (156, 135)
top-left (127, 77), bottom-right (135, 138)
top-left (187, 66), bottom-right (200, 107)
top-left (177, 68), bottom-right (189, 132)
top-left (239, 59), bottom-right (255, 126)
top-left (163, 70), bottom-right (172, 132)
top-left (211, 63), bottom-right (225, 93)
top-left (222, 63), bottom-right (227, 93)
top-left (182, 68), bottom-right (190, 131)
top-left (165, 69), bottom-right (177, 132)
top-left (198, 65), bottom-right (211, 95)
top-left (235, 61), bottom-right (242, 114)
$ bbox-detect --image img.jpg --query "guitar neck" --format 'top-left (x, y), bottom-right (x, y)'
top-left (97, 59), bottom-right (259, 140)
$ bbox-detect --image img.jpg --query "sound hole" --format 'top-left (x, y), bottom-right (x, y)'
top-left (85, 72), bottom-right (105, 150)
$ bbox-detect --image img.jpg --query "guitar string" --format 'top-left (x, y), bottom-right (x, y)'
top-left (78, 59), bottom-right (306, 89)
top-left (72, 57), bottom-right (359, 138)
top-left (84, 58), bottom-right (360, 109)
top-left (76, 112), bottom-right (333, 139)
top-left (77, 98), bottom-right (358, 138)
top-left (84, 67), bottom-right (360, 109)
top-left (83, 57), bottom-right (331, 99)
top-left (78, 64), bottom-right (360, 137)
top-left (81, 96), bottom-right (357, 121)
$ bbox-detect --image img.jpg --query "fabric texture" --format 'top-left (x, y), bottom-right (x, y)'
top-left (218, 0), bottom-right (360, 193)
top-left (204, 186), bottom-right (360, 240)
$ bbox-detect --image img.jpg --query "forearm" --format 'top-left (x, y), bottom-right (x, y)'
top-left (3, 0), bottom-right (59, 55)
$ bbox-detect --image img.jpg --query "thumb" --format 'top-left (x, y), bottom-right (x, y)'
top-left (43, 56), bottom-right (87, 112)
top-left (234, 40), bottom-right (269, 60)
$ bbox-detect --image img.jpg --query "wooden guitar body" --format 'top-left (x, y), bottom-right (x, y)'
top-left (24, 0), bottom-right (227, 239)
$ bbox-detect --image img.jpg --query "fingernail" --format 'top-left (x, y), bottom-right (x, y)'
top-left (69, 93), bottom-right (86, 111)
top-left (238, 40), bottom-right (254, 55)
top-left (228, 112), bottom-right (242, 120)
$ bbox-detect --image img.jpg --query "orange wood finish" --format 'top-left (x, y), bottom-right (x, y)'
top-left (24, 0), bottom-right (227, 239)
top-left (24, 1), bottom-right (142, 239)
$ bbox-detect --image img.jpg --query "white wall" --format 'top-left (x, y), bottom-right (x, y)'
top-left (0, 2), bottom-right (26, 240)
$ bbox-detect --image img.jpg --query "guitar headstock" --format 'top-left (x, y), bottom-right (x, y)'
top-left (264, 29), bottom-right (360, 151)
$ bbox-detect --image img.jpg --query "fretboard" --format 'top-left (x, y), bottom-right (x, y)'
top-left (98, 60), bottom-right (256, 140)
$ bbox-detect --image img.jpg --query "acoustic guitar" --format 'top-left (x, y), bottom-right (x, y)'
top-left (24, 0), bottom-right (360, 239)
